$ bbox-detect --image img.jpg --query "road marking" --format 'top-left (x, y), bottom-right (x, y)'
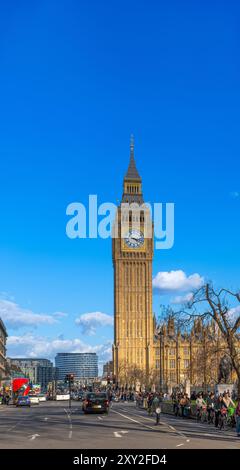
top-left (118, 407), bottom-right (177, 434)
top-left (64, 408), bottom-right (73, 439)
top-left (117, 407), bottom-right (189, 440)
top-left (176, 443), bottom-right (184, 447)
top-left (98, 416), bottom-right (103, 420)
top-left (111, 409), bottom-right (158, 431)
top-left (29, 434), bottom-right (40, 441)
top-left (119, 407), bottom-right (170, 425)
top-left (7, 418), bottom-right (28, 432)
top-left (113, 430), bottom-right (129, 438)
top-left (7, 422), bottom-right (22, 432)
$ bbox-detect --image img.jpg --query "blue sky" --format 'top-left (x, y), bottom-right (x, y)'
top-left (0, 0), bottom-right (239, 371)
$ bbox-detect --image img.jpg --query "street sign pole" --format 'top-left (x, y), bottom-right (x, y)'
top-left (69, 377), bottom-right (71, 410)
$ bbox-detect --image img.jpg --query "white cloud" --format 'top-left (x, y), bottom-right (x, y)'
top-left (52, 311), bottom-right (68, 319)
top-left (171, 292), bottom-right (194, 304)
top-left (75, 312), bottom-right (113, 335)
top-left (153, 270), bottom-right (204, 294)
top-left (0, 299), bottom-right (59, 329)
top-left (6, 334), bottom-right (112, 370)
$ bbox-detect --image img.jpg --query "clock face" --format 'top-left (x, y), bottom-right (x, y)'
top-left (124, 229), bottom-right (144, 249)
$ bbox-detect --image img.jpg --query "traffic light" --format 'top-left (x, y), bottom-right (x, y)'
top-left (65, 373), bottom-right (75, 384)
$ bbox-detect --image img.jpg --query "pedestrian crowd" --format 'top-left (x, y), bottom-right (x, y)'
top-left (0, 392), bottom-right (10, 405)
top-left (135, 389), bottom-right (240, 436)
top-left (172, 390), bottom-right (240, 436)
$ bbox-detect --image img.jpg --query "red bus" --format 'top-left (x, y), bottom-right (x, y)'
top-left (12, 378), bottom-right (30, 404)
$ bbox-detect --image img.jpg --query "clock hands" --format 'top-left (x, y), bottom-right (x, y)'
top-left (125, 231), bottom-right (144, 247)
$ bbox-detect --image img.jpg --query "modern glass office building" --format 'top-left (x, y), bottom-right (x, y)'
top-left (55, 353), bottom-right (98, 381)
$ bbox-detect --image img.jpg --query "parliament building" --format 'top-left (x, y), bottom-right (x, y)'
top-left (112, 139), bottom-right (233, 391)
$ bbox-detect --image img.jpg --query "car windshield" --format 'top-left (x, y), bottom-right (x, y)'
top-left (86, 393), bottom-right (107, 399)
top-left (86, 393), bottom-right (97, 399)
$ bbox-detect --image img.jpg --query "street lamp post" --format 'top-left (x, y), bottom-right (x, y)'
top-left (154, 326), bottom-right (164, 393)
top-left (177, 356), bottom-right (181, 385)
top-left (159, 331), bottom-right (164, 393)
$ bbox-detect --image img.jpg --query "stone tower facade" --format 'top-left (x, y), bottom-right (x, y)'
top-left (111, 139), bottom-right (236, 392)
top-left (112, 137), bottom-right (154, 385)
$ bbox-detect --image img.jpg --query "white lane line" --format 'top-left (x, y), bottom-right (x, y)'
top-left (118, 407), bottom-right (171, 425)
top-left (7, 416), bottom-right (29, 432)
top-left (64, 408), bottom-right (73, 439)
top-left (113, 430), bottom-right (129, 438)
top-left (111, 409), bottom-right (158, 431)
top-left (117, 407), bottom-right (189, 441)
top-left (29, 433), bottom-right (40, 441)
top-left (125, 408), bottom-right (238, 443)
top-left (176, 443), bottom-right (184, 447)
top-left (98, 416), bottom-right (103, 420)
top-left (7, 422), bottom-right (22, 432)
top-left (118, 407), bottom-right (179, 434)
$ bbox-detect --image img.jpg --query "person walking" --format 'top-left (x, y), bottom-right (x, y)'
top-left (147, 393), bottom-right (153, 416)
top-left (206, 393), bottom-right (215, 424)
top-left (172, 394), bottom-right (179, 416)
top-left (180, 395), bottom-right (187, 418)
top-left (214, 395), bottom-right (227, 429)
top-left (143, 394), bottom-right (147, 410)
top-left (5, 394), bottom-right (10, 405)
top-left (152, 393), bottom-right (161, 425)
top-left (196, 393), bottom-right (206, 421)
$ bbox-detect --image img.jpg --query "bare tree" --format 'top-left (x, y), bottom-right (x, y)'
top-left (189, 330), bottom-right (227, 390)
top-left (117, 360), bottom-right (129, 387)
top-left (127, 365), bottom-right (144, 389)
top-left (177, 283), bottom-right (240, 393)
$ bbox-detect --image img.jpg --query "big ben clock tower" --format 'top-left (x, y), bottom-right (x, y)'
top-left (112, 136), bottom-right (154, 385)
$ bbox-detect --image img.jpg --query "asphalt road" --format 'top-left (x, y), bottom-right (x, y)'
top-left (0, 401), bottom-right (239, 449)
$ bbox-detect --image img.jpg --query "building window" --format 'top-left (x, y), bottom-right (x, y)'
top-left (170, 359), bottom-right (176, 369)
top-left (155, 348), bottom-right (160, 357)
top-left (170, 372), bottom-right (176, 382)
top-left (184, 359), bottom-right (190, 369)
top-left (183, 347), bottom-right (189, 356)
top-left (155, 360), bottom-right (160, 369)
top-left (169, 349), bottom-right (175, 356)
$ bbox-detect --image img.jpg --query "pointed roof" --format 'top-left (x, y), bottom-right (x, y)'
top-left (124, 135), bottom-right (141, 181)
